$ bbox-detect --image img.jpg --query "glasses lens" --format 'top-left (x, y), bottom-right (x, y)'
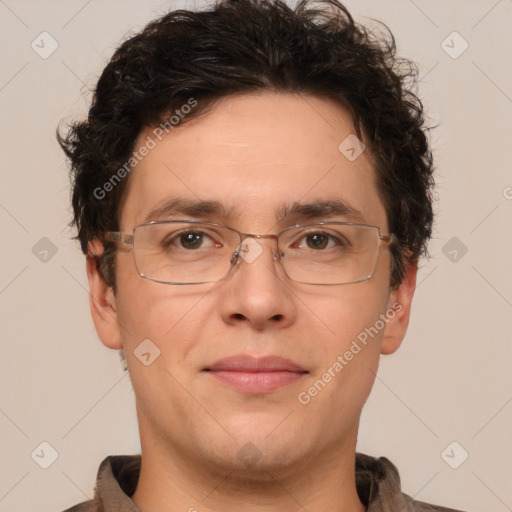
top-left (131, 222), bottom-right (382, 285)
top-left (133, 222), bottom-right (238, 284)
top-left (278, 224), bottom-right (380, 284)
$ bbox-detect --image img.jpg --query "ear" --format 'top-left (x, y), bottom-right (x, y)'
top-left (86, 239), bottom-right (123, 350)
top-left (380, 260), bottom-right (418, 355)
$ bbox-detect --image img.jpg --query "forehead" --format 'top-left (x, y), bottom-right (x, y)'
top-left (120, 92), bottom-right (387, 231)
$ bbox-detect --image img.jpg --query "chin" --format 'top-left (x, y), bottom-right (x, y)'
top-left (214, 445), bottom-right (306, 483)
top-left (201, 426), bottom-right (308, 476)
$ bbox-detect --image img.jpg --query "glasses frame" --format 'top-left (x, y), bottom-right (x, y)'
top-left (105, 220), bottom-right (398, 286)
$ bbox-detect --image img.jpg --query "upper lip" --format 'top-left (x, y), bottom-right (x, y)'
top-left (204, 355), bottom-right (307, 373)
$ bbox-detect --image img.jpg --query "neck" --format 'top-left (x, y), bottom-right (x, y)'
top-left (131, 420), bottom-right (365, 512)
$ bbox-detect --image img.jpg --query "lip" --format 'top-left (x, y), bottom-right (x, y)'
top-left (203, 355), bottom-right (308, 393)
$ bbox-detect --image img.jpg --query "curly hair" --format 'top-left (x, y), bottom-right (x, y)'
top-left (58, 0), bottom-right (434, 291)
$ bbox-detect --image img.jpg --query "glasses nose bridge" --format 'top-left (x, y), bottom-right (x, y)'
top-left (236, 231), bottom-right (282, 262)
top-left (238, 227), bottom-right (275, 235)
top-left (241, 232), bottom-right (278, 242)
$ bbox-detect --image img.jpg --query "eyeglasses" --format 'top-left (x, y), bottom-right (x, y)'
top-left (105, 220), bottom-right (397, 285)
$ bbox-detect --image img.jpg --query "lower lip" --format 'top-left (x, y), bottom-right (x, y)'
top-left (206, 370), bottom-right (306, 393)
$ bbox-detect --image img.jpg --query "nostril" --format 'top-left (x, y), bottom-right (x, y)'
top-left (232, 313), bottom-right (246, 321)
top-left (271, 314), bottom-right (284, 322)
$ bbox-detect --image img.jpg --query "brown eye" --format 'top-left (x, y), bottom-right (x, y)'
top-left (179, 232), bottom-right (204, 249)
top-left (305, 233), bottom-right (329, 249)
top-left (162, 230), bottom-right (215, 250)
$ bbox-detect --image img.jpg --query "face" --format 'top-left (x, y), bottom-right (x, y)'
top-left (88, 92), bottom-right (415, 477)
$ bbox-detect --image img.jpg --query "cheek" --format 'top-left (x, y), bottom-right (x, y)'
top-left (114, 254), bottom-right (214, 355)
top-left (297, 285), bottom-right (387, 431)
top-left (114, 278), bottom-right (216, 416)
top-left (299, 274), bottom-right (389, 340)
top-left (300, 279), bottom-right (389, 395)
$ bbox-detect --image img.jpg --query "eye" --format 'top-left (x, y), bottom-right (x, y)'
top-left (163, 230), bottom-right (218, 250)
top-left (179, 231), bottom-right (205, 249)
top-left (295, 231), bottom-right (344, 251)
top-left (304, 233), bottom-right (331, 250)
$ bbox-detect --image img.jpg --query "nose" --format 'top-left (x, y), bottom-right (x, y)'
top-left (218, 237), bottom-right (297, 330)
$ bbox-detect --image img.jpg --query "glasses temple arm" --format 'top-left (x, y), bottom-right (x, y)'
top-left (104, 231), bottom-right (134, 245)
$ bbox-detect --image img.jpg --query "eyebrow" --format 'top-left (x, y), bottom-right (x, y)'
top-left (142, 197), bottom-right (366, 224)
top-left (143, 197), bottom-right (232, 223)
top-left (277, 199), bottom-right (366, 223)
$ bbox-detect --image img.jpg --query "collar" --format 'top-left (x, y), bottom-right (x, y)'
top-left (79, 452), bottom-right (461, 512)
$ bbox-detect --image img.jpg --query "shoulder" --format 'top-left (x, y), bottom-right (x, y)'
top-left (60, 454), bottom-right (141, 512)
top-left (404, 495), bottom-right (468, 512)
top-left (61, 500), bottom-right (98, 512)
top-left (355, 453), bottom-right (468, 512)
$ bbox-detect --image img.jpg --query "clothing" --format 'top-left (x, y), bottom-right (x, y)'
top-left (62, 453), bottom-right (465, 511)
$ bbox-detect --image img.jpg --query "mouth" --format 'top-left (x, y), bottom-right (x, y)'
top-left (203, 355), bottom-right (308, 393)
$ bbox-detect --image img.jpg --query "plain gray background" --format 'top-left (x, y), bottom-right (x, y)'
top-left (0, 1), bottom-right (511, 511)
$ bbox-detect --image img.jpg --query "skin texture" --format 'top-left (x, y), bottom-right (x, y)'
top-left (86, 92), bottom-right (417, 512)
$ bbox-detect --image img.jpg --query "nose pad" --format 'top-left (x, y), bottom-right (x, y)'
top-left (271, 248), bottom-right (281, 262)
top-left (229, 250), bottom-right (239, 266)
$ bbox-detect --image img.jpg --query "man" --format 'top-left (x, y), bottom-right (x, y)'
top-left (58, 0), bottom-right (465, 510)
